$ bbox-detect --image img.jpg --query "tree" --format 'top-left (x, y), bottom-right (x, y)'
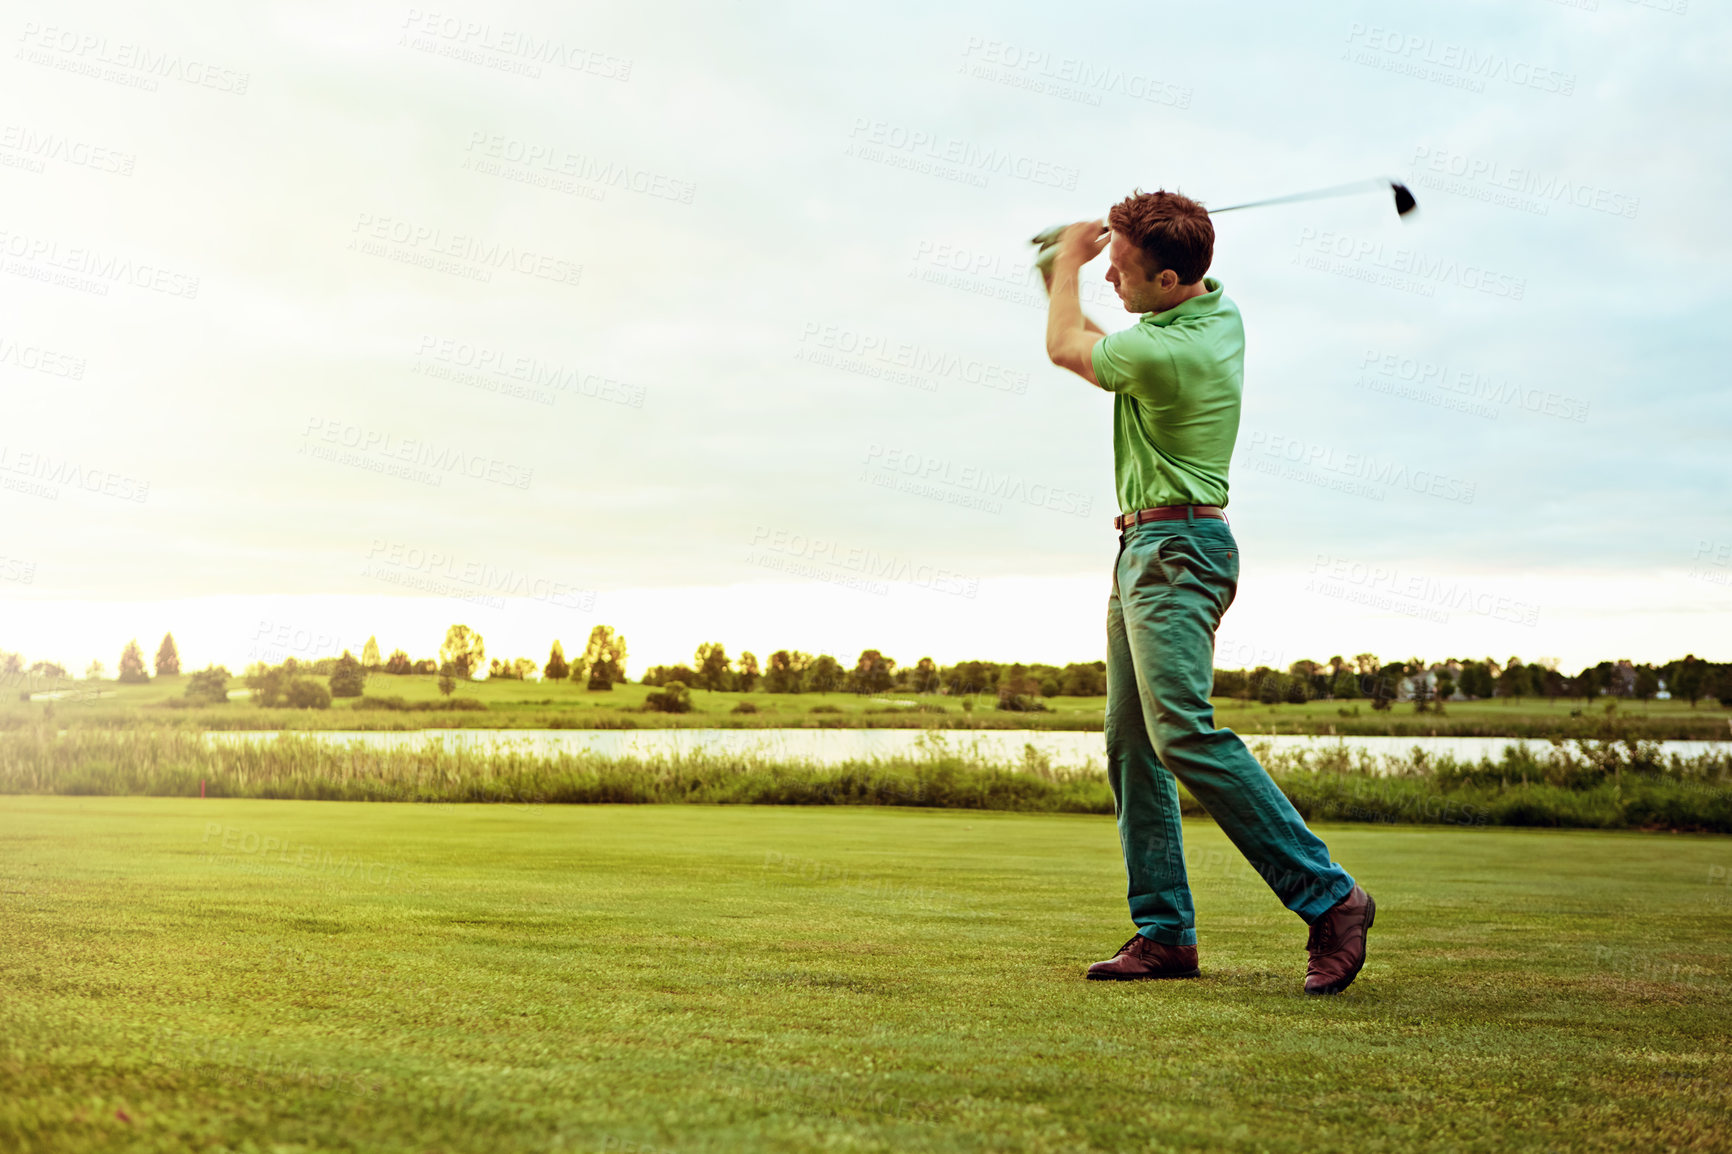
top-left (439, 625), bottom-right (485, 679)
top-left (329, 650), bottom-right (366, 698)
top-left (118, 640), bottom-right (150, 684)
top-left (912, 657), bottom-right (942, 694)
top-left (807, 654), bottom-right (845, 693)
top-left (764, 650), bottom-right (811, 693)
top-left (245, 658), bottom-right (329, 709)
top-left (1634, 665), bottom-right (1660, 702)
top-left (1330, 667), bottom-right (1360, 699)
top-left (693, 642), bottom-right (731, 692)
top-left (1498, 658), bottom-right (1530, 699)
top-left (362, 636), bottom-right (382, 669)
top-left (644, 680), bottom-right (693, 713)
top-left (544, 640), bottom-right (570, 682)
top-left (736, 651), bottom-right (760, 693)
top-left (154, 633), bottom-right (180, 677)
top-left (996, 667), bottom-right (1048, 712)
top-left (848, 649), bottom-right (895, 695)
top-left (85, 660), bottom-right (105, 680)
top-left (1353, 653), bottom-right (1380, 677)
top-left (438, 673), bottom-right (456, 697)
top-left (184, 666), bottom-right (231, 705)
top-left (584, 626), bottom-right (628, 690)
top-left (384, 649), bottom-right (413, 675)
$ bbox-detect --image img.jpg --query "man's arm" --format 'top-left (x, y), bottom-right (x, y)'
top-left (1044, 220), bottom-right (1108, 387)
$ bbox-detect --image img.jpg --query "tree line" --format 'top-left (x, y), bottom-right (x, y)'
top-left (7, 632), bottom-right (1730, 714)
top-left (1214, 654), bottom-right (1732, 710)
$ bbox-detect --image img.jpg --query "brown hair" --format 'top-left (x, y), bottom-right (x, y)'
top-left (1107, 189), bottom-right (1214, 285)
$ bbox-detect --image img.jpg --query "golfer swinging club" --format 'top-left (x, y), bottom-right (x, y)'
top-left (1041, 189), bottom-right (1374, 994)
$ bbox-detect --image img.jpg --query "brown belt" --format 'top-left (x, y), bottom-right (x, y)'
top-left (1113, 504), bottom-right (1226, 531)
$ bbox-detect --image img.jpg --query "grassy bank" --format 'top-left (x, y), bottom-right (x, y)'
top-left (2, 800), bottom-right (1728, 1152)
top-left (13, 674), bottom-right (1732, 738)
top-left (3, 728), bottom-right (1728, 833)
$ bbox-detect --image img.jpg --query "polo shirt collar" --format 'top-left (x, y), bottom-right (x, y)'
top-left (1145, 277), bottom-right (1223, 326)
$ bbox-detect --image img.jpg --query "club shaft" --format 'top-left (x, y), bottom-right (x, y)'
top-left (1210, 178), bottom-right (1389, 214)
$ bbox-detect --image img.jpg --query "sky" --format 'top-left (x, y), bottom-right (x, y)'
top-left (1, 0), bottom-right (1729, 680)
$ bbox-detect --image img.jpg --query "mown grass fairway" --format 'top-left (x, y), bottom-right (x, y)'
top-left (2, 800), bottom-right (1729, 1152)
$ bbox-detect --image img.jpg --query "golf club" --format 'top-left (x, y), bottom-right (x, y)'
top-left (1207, 177), bottom-right (1417, 217)
top-left (1030, 178), bottom-right (1415, 280)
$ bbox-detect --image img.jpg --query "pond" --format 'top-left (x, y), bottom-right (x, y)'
top-left (201, 729), bottom-right (1729, 770)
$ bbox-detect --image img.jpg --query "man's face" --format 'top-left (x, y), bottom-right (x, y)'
top-left (1105, 233), bottom-right (1184, 314)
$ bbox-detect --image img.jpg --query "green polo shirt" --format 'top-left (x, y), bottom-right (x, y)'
top-left (1090, 276), bottom-right (1244, 513)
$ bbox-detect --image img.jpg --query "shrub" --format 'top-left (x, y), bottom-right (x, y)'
top-left (644, 681), bottom-right (693, 713)
top-left (283, 679), bottom-right (331, 710)
top-left (730, 701), bottom-right (759, 714)
top-left (183, 666), bottom-right (230, 706)
top-left (351, 695), bottom-right (487, 712)
top-left (809, 704), bottom-right (841, 714)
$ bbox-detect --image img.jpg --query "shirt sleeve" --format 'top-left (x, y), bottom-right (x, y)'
top-left (1091, 325), bottom-right (1175, 403)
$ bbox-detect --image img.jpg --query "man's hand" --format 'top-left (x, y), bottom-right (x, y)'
top-left (1055, 219), bottom-right (1109, 269)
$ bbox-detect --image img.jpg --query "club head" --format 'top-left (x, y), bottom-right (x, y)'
top-left (1392, 181), bottom-right (1417, 217)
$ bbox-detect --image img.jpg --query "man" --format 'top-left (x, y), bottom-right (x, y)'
top-left (1041, 189), bottom-right (1374, 995)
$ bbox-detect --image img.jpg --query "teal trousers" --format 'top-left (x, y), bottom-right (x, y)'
top-left (1105, 515), bottom-right (1355, 945)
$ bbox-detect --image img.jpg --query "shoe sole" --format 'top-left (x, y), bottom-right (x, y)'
top-left (1304, 892), bottom-right (1376, 996)
top-left (1085, 968), bottom-right (1201, 982)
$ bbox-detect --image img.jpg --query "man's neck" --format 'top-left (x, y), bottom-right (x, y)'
top-left (1151, 279), bottom-right (1211, 314)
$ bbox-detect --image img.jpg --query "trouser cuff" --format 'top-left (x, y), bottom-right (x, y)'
top-left (1137, 926), bottom-right (1197, 947)
top-left (1294, 876), bottom-right (1358, 924)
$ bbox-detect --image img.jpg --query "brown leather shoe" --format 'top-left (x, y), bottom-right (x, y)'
top-left (1304, 884), bottom-right (1375, 995)
top-left (1086, 934), bottom-right (1200, 981)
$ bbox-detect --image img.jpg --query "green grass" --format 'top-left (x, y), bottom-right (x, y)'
top-left (16, 674), bottom-right (1732, 738)
top-left (1, 800), bottom-right (1728, 1152)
